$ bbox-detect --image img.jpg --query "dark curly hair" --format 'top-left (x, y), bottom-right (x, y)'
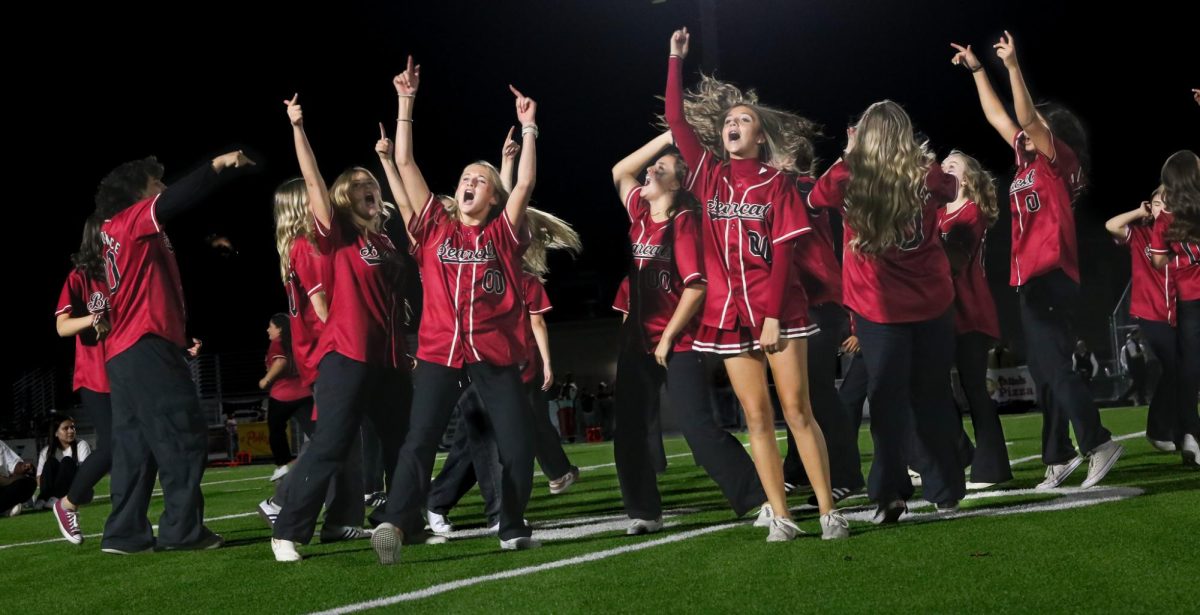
top-left (94, 157), bottom-right (164, 219)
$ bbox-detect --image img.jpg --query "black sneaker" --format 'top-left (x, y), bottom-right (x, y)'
top-left (155, 528), bottom-right (224, 551)
top-left (871, 499), bottom-right (907, 525)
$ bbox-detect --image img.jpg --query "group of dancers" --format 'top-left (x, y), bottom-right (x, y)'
top-left (46, 28), bottom-right (1199, 565)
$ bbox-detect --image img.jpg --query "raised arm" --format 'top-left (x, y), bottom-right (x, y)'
top-left (1104, 203), bottom-right (1152, 240)
top-left (499, 126), bottom-right (519, 192)
top-left (375, 122), bottom-right (413, 230)
top-left (505, 85), bottom-right (538, 229)
top-left (951, 42), bottom-right (1019, 145)
top-left (612, 132), bottom-right (674, 205)
top-left (393, 56), bottom-right (434, 221)
top-left (995, 32), bottom-right (1053, 157)
top-left (285, 94), bottom-right (332, 229)
top-left (665, 28), bottom-right (705, 168)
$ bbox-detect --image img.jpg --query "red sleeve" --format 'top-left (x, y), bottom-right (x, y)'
top-left (1123, 225), bottom-right (1148, 250)
top-left (809, 160), bottom-right (850, 210)
top-left (624, 186), bottom-right (648, 223)
top-left (665, 55), bottom-right (707, 174)
top-left (56, 270), bottom-right (82, 317)
top-left (523, 275), bottom-right (553, 314)
top-left (1111, 224), bottom-right (1132, 246)
top-left (612, 277), bottom-right (630, 314)
top-left (407, 192), bottom-right (442, 246)
top-left (119, 196), bottom-right (164, 240)
top-left (1149, 213), bottom-right (1173, 255)
top-left (488, 208), bottom-right (533, 254)
top-left (292, 240), bottom-right (326, 296)
top-left (771, 178), bottom-right (813, 245)
top-left (924, 164), bottom-right (959, 206)
top-left (267, 338), bottom-right (287, 361)
top-left (312, 209), bottom-right (336, 255)
top-left (672, 210), bottom-right (706, 286)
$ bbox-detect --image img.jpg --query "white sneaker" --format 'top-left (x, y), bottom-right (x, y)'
top-left (6, 503), bottom-right (20, 517)
top-left (548, 466), bottom-right (580, 495)
top-left (1035, 456), bottom-right (1084, 490)
top-left (257, 498), bottom-right (281, 528)
top-left (935, 500), bottom-right (960, 513)
top-left (320, 525), bottom-right (373, 543)
top-left (271, 538), bottom-right (302, 562)
top-left (500, 536), bottom-right (542, 551)
top-left (371, 523), bottom-right (402, 565)
top-left (1080, 441), bottom-right (1124, 489)
top-left (626, 517), bottom-right (663, 536)
top-left (269, 465), bottom-right (290, 482)
top-left (820, 511), bottom-right (850, 540)
top-left (1148, 438), bottom-right (1177, 453)
top-left (766, 517), bottom-right (803, 542)
top-left (907, 468), bottom-right (923, 487)
top-left (427, 511), bottom-right (453, 535)
top-left (966, 482), bottom-right (997, 491)
top-left (1180, 434), bottom-right (1200, 467)
top-left (752, 503), bottom-right (774, 528)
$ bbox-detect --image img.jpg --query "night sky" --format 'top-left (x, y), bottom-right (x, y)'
top-left (9, 0), bottom-right (1197, 415)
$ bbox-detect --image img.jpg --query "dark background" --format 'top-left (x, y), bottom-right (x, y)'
top-left (7, 0), bottom-right (1197, 419)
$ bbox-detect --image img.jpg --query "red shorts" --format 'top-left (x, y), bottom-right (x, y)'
top-left (691, 318), bottom-right (819, 355)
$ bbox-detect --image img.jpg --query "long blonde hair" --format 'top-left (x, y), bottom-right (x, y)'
top-left (658, 74), bottom-right (818, 175)
top-left (523, 208), bottom-right (582, 280)
top-left (329, 167), bottom-right (391, 240)
top-left (844, 101), bottom-right (934, 255)
top-left (949, 150), bottom-right (999, 227)
top-left (273, 178), bottom-right (315, 284)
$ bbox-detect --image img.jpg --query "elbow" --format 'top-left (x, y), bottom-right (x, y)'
top-left (513, 178), bottom-right (535, 195)
top-left (611, 166), bottom-right (625, 186)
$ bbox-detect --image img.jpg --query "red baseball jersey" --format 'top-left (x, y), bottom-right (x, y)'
top-left (285, 235), bottom-right (328, 386)
top-left (312, 212), bottom-right (408, 369)
top-left (100, 196), bottom-right (189, 360)
top-left (666, 55), bottom-right (812, 332)
top-left (1150, 212), bottom-right (1200, 302)
top-left (810, 159), bottom-right (956, 324)
top-left (938, 200), bottom-right (1001, 338)
top-left (1008, 131), bottom-right (1083, 287)
top-left (1120, 223), bottom-right (1176, 324)
top-left (794, 176), bottom-right (843, 308)
top-left (266, 338), bottom-right (311, 402)
top-left (520, 273), bottom-right (552, 384)
top-left (623, 186), bottom-right (705, 352)
top-left (55, 269), bottom-right (111, 393)
top-left (409, 195), bottom-right (531, 368)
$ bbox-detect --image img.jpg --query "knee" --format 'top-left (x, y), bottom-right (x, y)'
top-left (783, 407), bottom-right (815, 431)
top-left (744, 412), bottom-right (775, 438)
